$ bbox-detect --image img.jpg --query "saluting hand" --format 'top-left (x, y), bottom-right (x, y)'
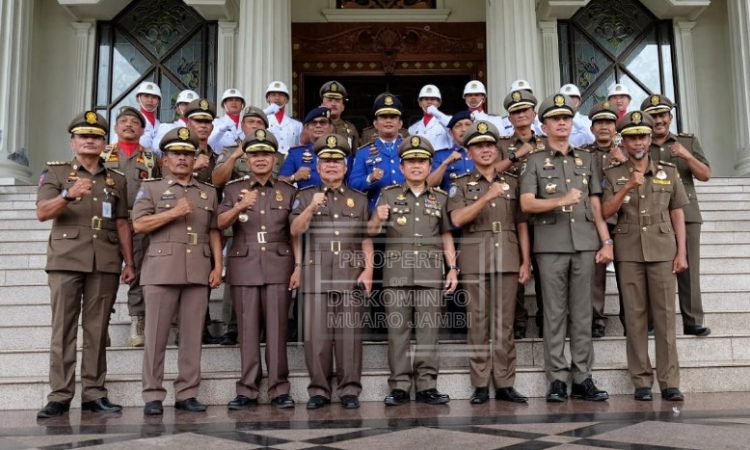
top-left (193, 153), bottom-right (210, 171)
top-left (376, 204), bottom-right (390, 222)
top-left (627, 170), bottom-right (645, 189)
top-left (237, 189), bottom-right (258, 210)
top-left (446, 151), bottom-right (462, 164)
top-left (294, 166), bottom-right (312, 181)
top-left (369, 167), bottom-right (384, 183)
top-left (670, 141), bottom-right (691, 160)
top-left (173, 197), bottom-right (194, 217)
top-left (309, 192), bottom-right (326, 211)
top-left (560, 188), bottom-right (583, 207)
top-left (485, 182), bottom-right (505, 200)
top-left (69, 178), bottom-right (93, 198)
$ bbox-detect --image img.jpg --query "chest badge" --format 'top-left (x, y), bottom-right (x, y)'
top-left (396, 216), bottom-right (407, 226)
top-left (105, 176), bottom-right (115, 187)
top-left (200, 191), bottom-right (208, 199)
top-left (346, 197), bottom-right (355, 208)
top-left (656, 170), bottom-right (667, 180)
top-left (238, 213), bottom-right (249, 223)
top-left (545, 183), bottom-right (557, 194)
top-left (302, 151), bottom-right (313, 163)
top-left (275, 190), bottom-right (283, 202)
top-left (575, 157), bottom-right (583, 167)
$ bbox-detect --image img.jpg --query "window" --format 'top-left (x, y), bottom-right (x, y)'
top-left (559, 0), bottom-right (677, 123)
top-left (337, 0), bottom-right (436, 8)
top-left (94, 0), bottom-right (216, 135)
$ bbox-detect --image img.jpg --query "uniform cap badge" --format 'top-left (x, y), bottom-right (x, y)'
top-left (632, 111), bottom-right (642, 124)
top-left (85, 111), bottom-right (98, 124)
top-left (331, 83), bottom-right (338, 92)
top-left (477, 122), bottom-right (489, 133)
top-left (326, 135), bottom-right (337, 148)
top-left (512, 91), bottom-right (521, 102)
top-left (178, 127), bottom-right (190, 140)
top-left (554, 95), bottom-right (566, 107)
top-left (410, 136), bottom-right (420, 147)
top-left (384, 95), bottom-right (394, 106)
top-left (199, 99), bottom-right (209, 110)
top-left (256, 129), bottom-right (266, 141)
top-left (651, 95), bottom-right (661, 106)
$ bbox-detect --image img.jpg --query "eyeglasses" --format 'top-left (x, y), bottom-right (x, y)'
top-left (308, 119), bottom-right (330, 126)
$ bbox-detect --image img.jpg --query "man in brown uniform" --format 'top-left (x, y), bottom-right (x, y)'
top-left (368, 136), bottom-right (458, 406)
top-left (448, 121), bottom-right (531, 404)
top-left (643, 95), bottom-right (712, 337)
top-left (602, 110), bottom-right (689, 401)
top-left (320, 80), bottom-right (360, 148)
top-left (101, 106), bottom-right (159, 347)
top-left (520, 94), bottom-right (613, 402)
top-left (218, 129), bottom-right (299, 409)
top-left (133, 127), bottom-right (223, 415)
top-left (493, 89), bottom-right (546, 340)
top-left (291, 133), bottom-right (374, 410)
top-left (586, 101), bottom-right (628, 338)
top-left (36, 111), bottom-right (135, 418)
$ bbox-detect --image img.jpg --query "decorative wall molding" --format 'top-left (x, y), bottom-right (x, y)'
top-left (184, 0), bottom-right (239, 20)
top-left (539, 20), bottom-right (560, 97)
top-left (72, 21), bottom-right (96, 114)
top-left (727, 0), bottom-right (750, 175)
top-left (673, 20), bottom-right (700, 135)
top-left (217, 21), bottom-right (238, 97)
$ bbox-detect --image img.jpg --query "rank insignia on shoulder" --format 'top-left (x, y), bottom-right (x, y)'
top-left (658, 160), bottom-right (676, 168)
top-left (502, 171), bottom-right (518, 178)
top-left (46, 161), bottom-right (68, 166)
top-left (197, 179), bottom-right (215, 188)
top-left (383, 184), bottom-right (401, 191)
top-left (110, 169), bottom-right (125, 177)
top-left (299, 185), bottom-right (317, 191)
top-left (678, 132), bottom-right (694, 138)
top-left (432, 187), bottom-right (447, 196)
top-left (142, 177), bottom-right (162, 182)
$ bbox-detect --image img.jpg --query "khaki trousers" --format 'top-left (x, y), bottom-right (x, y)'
top-left (618, 261), bottom-right (680, 389)
top-left (678, 223), bottom-right (704, 327)
top-left (232, 284), bottom-right (290, 399)
top-left (142, 284), bottom-right (208, 402)
top-left (126, 233), bottom-right (148, 316)
top-left (47, 271), bottom-right (119, 403)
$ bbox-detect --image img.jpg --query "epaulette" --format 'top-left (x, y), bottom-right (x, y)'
top-left (46, 161), bottom-right (68, 166)
top-left (658, 160), bottom-right (676, 168)
top-left (109, 169), bottom-right (125, 177)
top-left (452, 172), bottom-right (471, 181)
top-left (299, 185), bottom-right (317, 191)
top-left (197, 179), bottom-right (215, 188)
top-left (383, 184), bottom-right (401, 191)
top-left (501, 171), bottom-right (518, 178)
top-left (347, 187), bottom-right (366, 196)
top-left (604, 162), bottom-right (622, 171)
top-left (431, 187), bottom-right (447, 196)
top-left (226, 175), bottom-right (250, 186)
top-left (141, 177), bottom-right (162, 182)
top-left (573, 146), bottom-right (591, 153)
top-left (276, 179), bottom-right (296, 188)
top-left (678, 132), bottom-right (694, 138)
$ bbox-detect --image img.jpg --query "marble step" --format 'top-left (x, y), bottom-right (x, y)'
top-left (2, 360), bottom-right (750, 410)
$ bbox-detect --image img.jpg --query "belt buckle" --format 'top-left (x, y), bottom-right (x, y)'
top-left (561, 205), bottom-right (574, 213)
top-left (330, 240), bottom-right (341, 254)
top-left (187, 232), bottom-right (198, 245)
top-left (91, 216), bottom-right (102, 230)
top-left (492, 221), bottom-right (502, 233)
top-left (257, 231), bottom-right (267, 244)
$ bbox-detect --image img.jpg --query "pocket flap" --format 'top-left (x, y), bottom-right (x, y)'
top-left (148, 243), bottom-right (172, 256)
top-left (51, 228), bottom-right (79, 239)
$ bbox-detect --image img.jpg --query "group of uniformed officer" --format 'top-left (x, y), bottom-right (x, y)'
top-left (35, 77), bottom-right (711, 418)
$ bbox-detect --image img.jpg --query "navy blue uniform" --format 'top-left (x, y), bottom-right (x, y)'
top-left (431, 144), bottom-right (474, 191)
top-left (348, 138), bottom-right (405, 212)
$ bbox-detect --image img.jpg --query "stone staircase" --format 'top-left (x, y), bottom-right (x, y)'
top-left (1, 178), bottom-right (749, 409)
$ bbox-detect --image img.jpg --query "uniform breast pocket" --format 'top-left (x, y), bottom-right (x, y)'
top-left (651, 182), bottom-right (674, 206)
top-left (156, 200), bottom-right (175, 211)
top-left (574, 169), bottom-right (591, 187)
top-left (539, 171), bottom-right (563, 198)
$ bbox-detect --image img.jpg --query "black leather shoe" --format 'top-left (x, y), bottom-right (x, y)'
top-left (384, 389), bottom-right (410, 406)
top-left (175, 397), bottom-right (207, 412)
top-left (227, 395), bottom-right (257, 410)
top-left (513, 327), bottom-right (526, 340)
top-left (571, 377), bottom-right (609, 401)
top-left (684, 325), bottom-right (711, 337)
top-left (634, 387), bottom-right (653, 401)
top-left (662, 387), bottom-right (684, 401)
top-left (592, 325), bottom-right (606, 338)
top-left (496, 387), bottom-right (528, 403)
top-left (220, 331), bottom-right (238, 346)
top-left (82, 397), bottom-right (122, 413)
top-left (202, 328), bottom-right (221, 345)
top-left (546, 380), bottom-right (568, 402)
top-left (470, 387), bottom-right (490, 405)
top-left (37, 401), bottom-right (70, 418)
top-left (415, 388), bottom-right (450, 405)
top-left (340, 395), bottom-right (360, 409)
top-left (271, 394), bottom-right (295, 409)
top-left (143, 400), bottom-right (163, 416)
top-left (306, 395), bottom-right (330, 410)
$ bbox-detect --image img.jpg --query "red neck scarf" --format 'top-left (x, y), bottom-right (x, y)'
top-left (140, 108), bottom-right (156, 127)
top-left (275, 108), bottom-right (285, 124)
top-left (118, 141), bottom-right (139, 157)
top-left (227, 113), bottom-right (240, 126)
top-left (423, 114), bottom-right (433, 126)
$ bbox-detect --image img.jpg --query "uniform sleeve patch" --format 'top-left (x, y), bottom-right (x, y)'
top-left (449, 185), bottom-right (458, 198)
top-left (292, 198), bottom-right (300, 210)
top-left (38, 169), bottom-right (48, 187)
top-left (135, 188), bottom-right (147, 202)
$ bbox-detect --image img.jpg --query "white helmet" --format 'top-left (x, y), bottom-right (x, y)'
top-left (607, 83), bottom-right (631, 99)
top-left (136, 81), bottom-right (162, 98)
top-left (265, 81), bottom-right (290, 97)
top-left (510, 79), bottom-right (533, 93)
top-left (463, 80), bottom-right (487, 97)
top-left (176, 89), bottom-right (199, 105)
top-left (418, 84), bottom-right (442, 100)
top-left (559, 83), bottom-right (581, 97)
top-left (221, 88), bottom-right (245, 104)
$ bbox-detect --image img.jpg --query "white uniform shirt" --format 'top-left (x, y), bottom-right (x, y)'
top-left (267, 112), bottom-right (303, 155)
top-left (208, 114), bottom-right (244, 154)
top-left (569, 112), bottom-right (595, 147)
top-left (152, 118), bottom-right (188, 154)
top-left (407, 116), bottom-right (452, 150)
top-left (139, 112), bottom-right (160, 151)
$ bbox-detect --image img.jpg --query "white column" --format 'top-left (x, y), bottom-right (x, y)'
top-left (673, 20), bottom-right (701, 135)
top-left (71, 21), bottom-right (96, 115)
top-left (486, 0), bottom-right (542, 113)
top-left (539, 20), bottom-right (561, 97)
top-left (217, 21), bottom-right (238, 98)
top-left (237, 0), bottom-right (292, 112)
top-left (0, 0), bottom-right (34, 185)
top-left (727, 1), bottom-right (750, 175)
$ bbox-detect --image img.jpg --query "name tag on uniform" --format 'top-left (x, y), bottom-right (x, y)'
top-left (102, 202), bottom-right (112, 219)
top-left (653, 179), bottom-right (672, 185)
top-left (161, 194), bottom-right (177, 200)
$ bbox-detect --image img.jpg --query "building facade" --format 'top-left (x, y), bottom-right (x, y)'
top-left (0, 0), bottom-right (747, 184)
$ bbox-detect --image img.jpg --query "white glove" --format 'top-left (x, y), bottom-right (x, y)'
top-left (426, 105), bottom-right (447, 119)
top-left (220, 124), bottom-right (234, 134)
top-left (264, 103), bottom-right (281, 115)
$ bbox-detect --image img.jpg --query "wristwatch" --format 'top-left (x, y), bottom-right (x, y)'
top-left (60, 189), bottom-right (73, 201)
top-left (448, 265), bottom-right (460, 274)
top-left (601, 239), bottom-right (614, 246)
top-left (508, 150), bottom-right (519, 163)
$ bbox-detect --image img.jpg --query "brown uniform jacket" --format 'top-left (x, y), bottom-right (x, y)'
top-left (603, 159), bottom-right (689, 262)
top-left (332, 118), bottom-right (360, 149)
top-left (37, 158), bottom-right (128, 273)
top-left (215, 145), bottom-right (251, 180)
top-left (520, 146), bottom-right (602, 253)
top-left (447, 171), bottom-right (524, 274)
top-left (292, 184), bottom-right (369, 293)
top-left (132, 175), bottom-right (219, 285)
top-left (161, 146), bottom-right (217, 185)
top-left (648, 132), bottom-right (709, 223)
top-left (377, 184), bottom-right (451, 289)
top-left (496, 133), bottom-right (548, 176)
top-left (101, 143), bottom-right (160, 209)
top-left (219, 175), bottom-right (296, 286)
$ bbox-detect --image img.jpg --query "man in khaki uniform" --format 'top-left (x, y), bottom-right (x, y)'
top-left (493, 89), bottom-right (546, 340)
top-left (291, 133), bottom-right (374, 410)
top-left (448, 121), bottom-right (531, 404)
top-left (602, 110), bottom-right (689, 401)
top-left (36, 111), bottom-right (135, 418)
top-left (586, 101), bottom-right (629, 338)
top-left (320, 80), bottom-right (360, 148)
top-left (643, 95), bottom-right (712, 337)
top-left (133, 127), bottom-right (223, 415)
top-left (218, 129), bottom-right (299, 409)
top-left (368, 136), bottom-right (458, 406)
top-left (520, 94), bottom-right (613, 402)
top-left (102, 106), bottom-right (160, 347)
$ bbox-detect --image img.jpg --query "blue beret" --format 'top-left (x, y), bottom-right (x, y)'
top-left (304, 107), bottom-right (331, 124)
top-left (447, 110), bottom-right (472, 129)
